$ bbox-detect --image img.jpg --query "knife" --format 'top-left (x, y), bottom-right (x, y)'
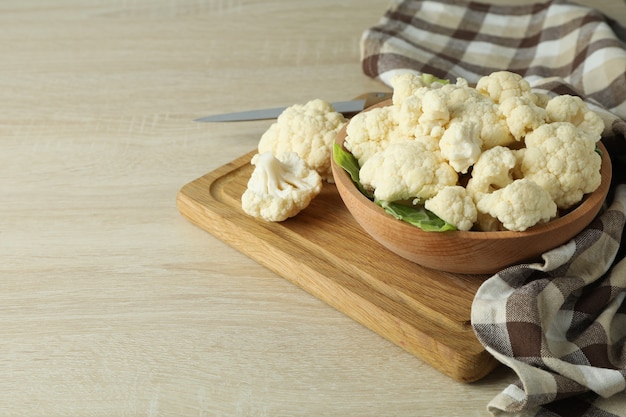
top-left (194, 92), bottom-right (393, 122)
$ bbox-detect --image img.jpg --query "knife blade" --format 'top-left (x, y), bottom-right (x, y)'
top-left (193, 92), bottom-right (392, 122)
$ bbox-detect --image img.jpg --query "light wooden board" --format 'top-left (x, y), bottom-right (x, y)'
top-left (176, 151), bottom-right (500, 382)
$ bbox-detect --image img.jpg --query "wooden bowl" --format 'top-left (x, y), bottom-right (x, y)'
top-left (331, 104), bottom-right (612, 275)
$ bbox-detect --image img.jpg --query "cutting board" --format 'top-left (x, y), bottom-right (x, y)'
top-left (176, 151), bottom-right (500, 382)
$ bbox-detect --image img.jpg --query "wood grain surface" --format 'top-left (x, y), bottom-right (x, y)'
top-left (177, 151), bottom-right (500, 382)
top-left (2, 0), bottom-right (624, 416)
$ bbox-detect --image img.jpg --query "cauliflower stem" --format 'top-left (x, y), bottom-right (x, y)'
top-left (241, 152), bottom-right (322, 222)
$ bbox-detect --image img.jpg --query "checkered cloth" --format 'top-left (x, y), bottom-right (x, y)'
top-left (473, 185), bottom-right (626, 416)
top-left (360, 0), bottom-right (626, 415)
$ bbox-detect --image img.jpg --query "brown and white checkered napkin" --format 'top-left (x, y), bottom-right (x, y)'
top-left (473, 185), bottom-right (626, 416)
top-left (360, 0), bottom-right (626, 415)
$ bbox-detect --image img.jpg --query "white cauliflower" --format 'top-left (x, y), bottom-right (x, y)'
top-left (331, 70), bottom-right (606, 233)
top-left (241, 152), bottom-right (322, 222)
top-left (545, 94), bottom-right (604, 139)
top-left (396, 95), bottom-right (423, 137)
top-left (520, 122), bottom-right (602, 209)
top-left (390, 72), bottom-right (449, 106)
top-left (441, 79), bottom-right (484, 112)
top-left (393, 75), bottom-right (513, 148)
top-left (439, 120), bottom-right (482, 174)
top-left (476, 178), bottom-right (557, 231)
top-left (390, 72), bottom-right (454, 139)
top-left (390, 72), bottom-right (430, 106)
top-left (258, 99), bottom-right (347, 182)
top-left (413, 134), bottom-right (442, 153)
top-left (344, 105), bottom-right (404, 166)
top-left (415, 88), bottom-right (450, 138)
top-left (466, 146), bottom-right (518, 197)
top-left (359, 141), bottom-right (458, 203)
top-left (475, 71), bottom-right (532, 103)
top-left (439, 80), bottom-right (515, 149)
top-left (396, 80), bottom-right (460, 140)
top-left (425, 186), bottom-right (477, 231)
top-left (456, 98), bottom-right (514, 149)
top-left (532, 92), bottom-right (552, 108)
top-left (499, 95), bottom-right (548, 141)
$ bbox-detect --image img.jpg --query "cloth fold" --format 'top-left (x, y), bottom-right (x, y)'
top-left (472, 184), bottom-right (626, 416)
top-left (360, 0), bottom-right (626, 415)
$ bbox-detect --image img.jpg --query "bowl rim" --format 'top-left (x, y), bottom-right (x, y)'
top-left (332, 101), bottom-right (613, 240)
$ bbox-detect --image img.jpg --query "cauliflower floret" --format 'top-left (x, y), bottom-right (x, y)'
top-left (391, 72), bottom-right (429, 106)
top-left (520, 122), bottom-right (602, 209)
top-left (258, 99), bottom-right (346, 182)
top-left (545, 94), bottom-right (604, 139)
top-left (413, 134), bottom-right (441, 153)
top-left (415, 89), bottom-right (450, 138)
top-left (439, 120), bottom-right (482, 174)
top-left (476, 71), bottom-right (532, 104)
top-left (359, 141), bottom-right (458, 202)
top-left (425, 186), bottom-right (477, 231)
top-left (440, 81), bottom-right (515, 149)
top-left (344, 105), bottom-right (404, 166)
top-left (458, 98), bottom-right (515, 149)
top-left (499, 95), bottom-right (548, 141)
top-left (396, 95), bottom-right (423, 138)
top-left (390, 72), bottom-right (450, 106)
top-left (466, 146), bottom-right (518, 198)
top-left (532, 92), bottom-right (551, 108)
top-left (455, 77), bottom-right (470, 88)
top-left (241, 152), bottom-right (322, 222)
top-left (476, 178), bottom-right (557, 231)
top-left (396, 82), bottom-right (454, 139)
top-left (440, 81), bottom-right (481, 110)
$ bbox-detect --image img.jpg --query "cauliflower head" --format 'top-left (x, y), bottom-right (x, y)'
top-left (241, 152), bottom-right (322, 222)
top-left (424, 186), bottom-right (477, 231)
top-left (390, 71), bottom-right (449, 106)
top-left (441, 80), bottom-right (485, 113)
top-left (258, 99), bottom-right (347, 182)
top-left (476, 71), bottom-right (532, 104)
top-left (396, 95), bottom-right (423, 138)
top-left (393, 84), bottom-right (452, 139)
top-left (415, 88), bottom-right (450, 138)
top-left (545, 94), bottom-right (604, 139)
top-left (344, 105), bottom-right (404, 166)
top-left (520, 122), bottom-right (602, 209)
top-left (439, 120), bottom-right (482, 174)
top-left (390, 72), bottom-right (430, 106)
top-left (439, 82), bottom-right (514, 149)
top-left (476, 178), bottom-right (557, 231)
top-left (466, 146), bottom-right (518, 197)
top-left (396, 83), bottom-right (460, 140)
top-left (499, 95), bottom-right (548, 141)
top-left (455, 97), bottom-right (514, 149)
top-left (359, 141), bottom-right (458, 202)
